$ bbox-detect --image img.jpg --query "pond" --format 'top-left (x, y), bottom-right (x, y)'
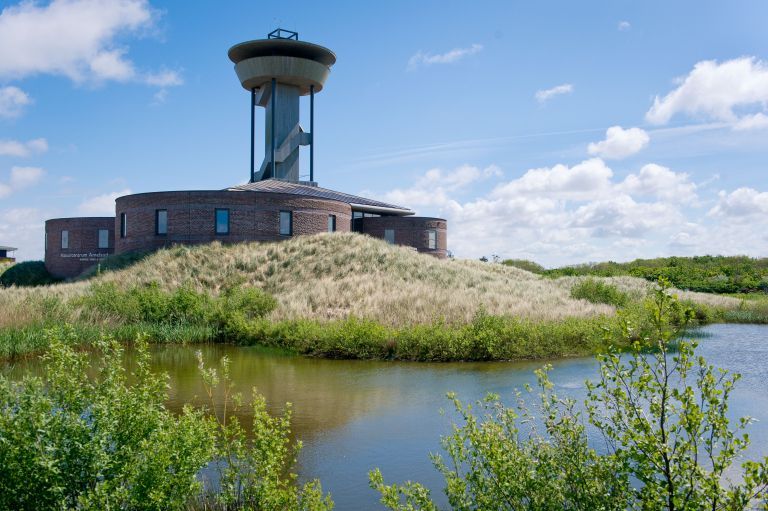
top-left (6, 323), bottom-right (768, 510)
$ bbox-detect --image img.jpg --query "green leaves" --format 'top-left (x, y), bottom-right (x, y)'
top-left (0, 332), bottom-right (215, 510)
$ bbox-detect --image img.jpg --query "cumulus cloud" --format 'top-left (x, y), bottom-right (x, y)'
top-left (535, 83), bottom-right (573, 103)
top-left (0, 138), bottom-right (48, 157)
top-left (77, 188), bottom-right (131, 215)
top-left (0, 0), bottom-right (182, 88)
top-left (372, 158), bottom-right (720, 264)
top-left (618, 21), bottom-right (631, 31)
top-left (587, 126), bottom-right (649, 159)
top-left (408, 44), bottom-right (483, 70)
top-left (492, 158), bottom-right (613, 201)
top-left (645, 57), bottom-right (768, 128)
top-left (0, 85), bottom-right (31, 118)
top-left (619, 163), bottom-right (697, 204)
top-left (708, 187), bottom-right (768, 219)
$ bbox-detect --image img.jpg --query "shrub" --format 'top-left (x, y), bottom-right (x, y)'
top-left (501, 258), bottom-right (546, 274)
top-left (570, 278), bottom-right (630, 307)
top-left (0, 260), bottom-right (59, 287)
top-left (0, 331), bottom-right (215, 510)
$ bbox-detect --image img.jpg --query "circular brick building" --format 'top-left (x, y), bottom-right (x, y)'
top-left (44, 217), bottom-right (115, 279)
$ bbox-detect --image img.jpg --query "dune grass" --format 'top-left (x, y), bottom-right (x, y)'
top-left (0, 233), bottom-right (749, 361)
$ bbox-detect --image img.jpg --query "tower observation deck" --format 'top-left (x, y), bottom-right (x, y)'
top-left (228, 29), bottom-right (336, 183)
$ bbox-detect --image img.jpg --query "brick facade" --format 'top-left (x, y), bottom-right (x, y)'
top-left (114, 190), bottom-right (352, 255)
top-left (360, 216), bottom-right (448, 259)
top-left (44, 217), bottom-right (115, 279)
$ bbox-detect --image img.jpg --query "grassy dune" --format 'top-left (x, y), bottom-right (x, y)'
top-left (0, 233), bottom-right (745, 360)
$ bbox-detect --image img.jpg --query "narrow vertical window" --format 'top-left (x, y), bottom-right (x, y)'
top-left (120, 213), bottom-right (127, 238)
top-left (328, 214), bottom-right (336, 232)
top-left (427, 230), bottom-right (437, 250)
top-left (384, 229), bottom-right (395, 244)
top-left (61, 230), bottom-right (69, 249)
top-left (98, 229), bottom-right (109, 249)
top-left (215, 209), bottom-right (230, 235)
top-left (279, 210), bottom-right (292, 236)
top-left (156, 209), bottom-right (168, 235)
top-left (45, 232), bottom-right (48, 251)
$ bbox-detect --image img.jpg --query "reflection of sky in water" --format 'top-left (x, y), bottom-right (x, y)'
top-left (5, 324), bottom-right (768, 511)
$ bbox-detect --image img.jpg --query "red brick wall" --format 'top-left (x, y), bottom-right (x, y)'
top-left (114, 190), bottom-right (352, 254)
top-left (44, 217), bottom-right (115, 278)
top-left (360, 216), bottom-right (448, 258)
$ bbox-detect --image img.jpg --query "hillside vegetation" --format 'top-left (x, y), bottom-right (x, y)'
top-left (504, 255), bottom-right (768, 294)
top-left (0, 234), bottom-right (745, 361)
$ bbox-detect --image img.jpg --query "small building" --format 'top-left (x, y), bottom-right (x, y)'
top-left (0, 246), bottom-right (17, 263)
top-left (43, 30), bottom-right (447, 279)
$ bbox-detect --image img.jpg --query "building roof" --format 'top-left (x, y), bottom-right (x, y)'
top-left (0, 246), bottom-right (17, 251)
top-left (225, 179), bottom-right (414, 216)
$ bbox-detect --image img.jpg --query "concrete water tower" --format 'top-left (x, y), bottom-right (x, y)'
top-left (228, 28), bottom-right (336, 183)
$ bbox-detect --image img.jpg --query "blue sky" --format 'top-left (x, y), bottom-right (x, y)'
top-left (1, 0), bottom-right (767, 265)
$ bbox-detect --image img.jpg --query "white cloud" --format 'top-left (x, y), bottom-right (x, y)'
top-left (0, 165), bottom-right (45, 197)
top-left (535, 83), bottom-right (573, 103)
top-left (618, 21), bottom-right (631, 31)
top-left (77, 188), bottom-right (130, 215)
top-left (372, 159), bottom-right (728, 265)
top-left (570, 195), bottom-right (682, 238)
top-left (0, 138), bottom-right (48, 157)
top-left (708, 187), bottom-right (768, 219)
top-left (144, 70), bottom-right (183, 87)
top-left (619, 163), bottom-right (697, 204)
top-left (0, 85), bottom-right (31, 118)
top-left (732, 112), bottom-right (768, 131)
top-left (587, 126), bottom-right (649, 159)
top-left (408, 44), bottom-right (483, 70)
top-left (0, 0), bottom-right (181, 89)
top-left (491, 158), bottom-right (613, 201)
top-left (646, 57), bottom-right (768, 126)
top-left (9, 166), bottom-right (44, 189)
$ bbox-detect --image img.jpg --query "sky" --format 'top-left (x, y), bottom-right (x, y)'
top-left (0, 0), bottom-right (767, 266)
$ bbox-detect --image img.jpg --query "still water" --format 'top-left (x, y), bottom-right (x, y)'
top-left (7, 324), bottom-right (768, 510)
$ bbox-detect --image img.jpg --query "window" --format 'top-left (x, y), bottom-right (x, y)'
top-left (427, 230), bottom-right (437, 250)
top-left (156, 209), bottom-right (168, 235)
top-left (98, 229), bottom-right (109, 249)
top-left (279, 210), bottom-right (292, 236)
top-left (61, 230), bottom-right (69, 249)
top-left (215, 209), bottom-right (230, 235)
top-left (328, 214), bottom-right (336, 232)
top-left (384, 229), bottom-right (395, 244)
top-left (120, 213), bottom-right (127, 238)
top-left (45, 232), bottom-right (48, 251)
